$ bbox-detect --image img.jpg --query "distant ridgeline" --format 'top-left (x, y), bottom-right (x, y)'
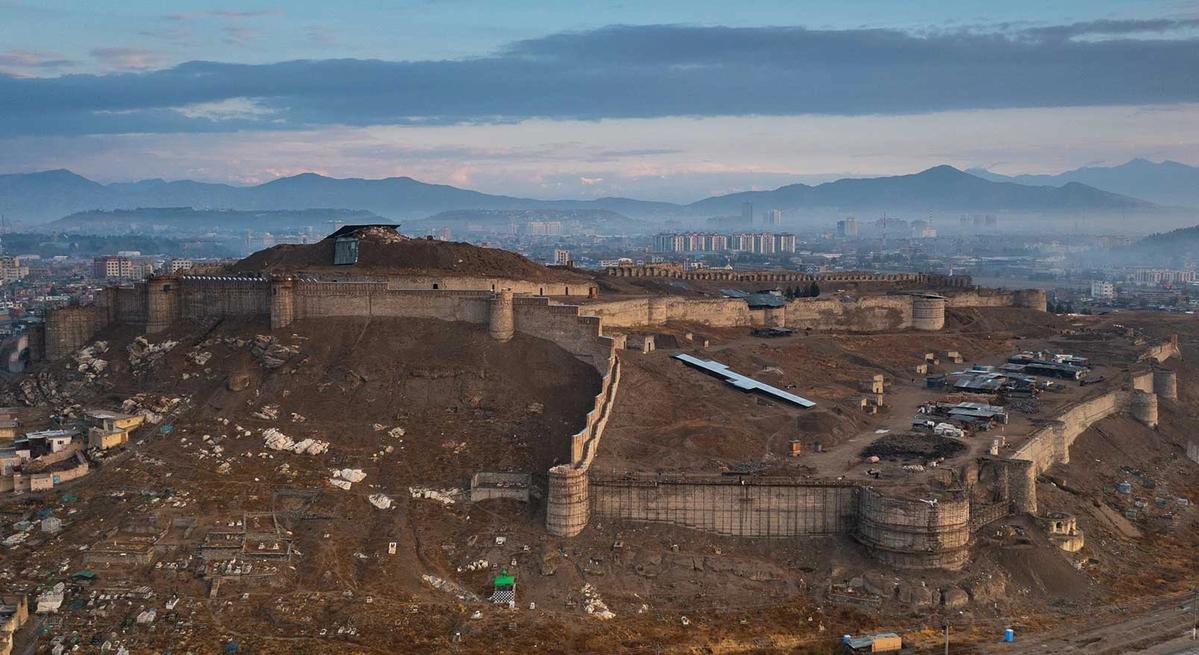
top-left (46, 207), bottom-right (386, 234)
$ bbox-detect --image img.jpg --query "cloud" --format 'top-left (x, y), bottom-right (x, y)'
top-left (89, 47), bottom-right (165, 71)
top-left (3, 23), bottom-right (1197, 136)
top-left (165, 8), bottom-right (281, 21)
top-left (222, 26), bottom-right (261, 45)
top-left (0, 49), bottom-right (74, 76)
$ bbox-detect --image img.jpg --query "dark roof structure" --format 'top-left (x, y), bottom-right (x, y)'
top-left (325, 224), bottom-right (401, 239)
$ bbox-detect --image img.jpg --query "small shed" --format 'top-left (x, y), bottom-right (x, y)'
top-left (844, 632), bottom-right (902, 653)
top-left (489, 569), bottom-right (516, 606)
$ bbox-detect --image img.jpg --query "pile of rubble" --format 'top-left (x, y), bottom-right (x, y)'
top-left (251, 335), bottom-right (299, 369)
top-left (73, 341), bottom-right (110, 380)
top-left (409, 487), bottom-right (461, 506)
top-left (121, 394), bottom-right (185, 425)
top-left (127, 336), bottom-right (178, 369)
top-left (9, 371), bottom-right (62, 406)
top-left (329, 468), bottom-right (366, 490)
top-left (261, 428), bottom-right (329, 455)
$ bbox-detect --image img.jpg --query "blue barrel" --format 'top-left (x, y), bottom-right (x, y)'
top-left (1003, 628), bottom-right (1015, 642)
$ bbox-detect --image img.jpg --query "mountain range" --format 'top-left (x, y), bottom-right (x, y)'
top-left (968, 159), bottom-right (1199, 208)
top-left (0, 164), bottom-right (1163, 225)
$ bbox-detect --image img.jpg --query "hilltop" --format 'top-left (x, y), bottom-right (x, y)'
top-left (232, 226), bottom-right (591, 282)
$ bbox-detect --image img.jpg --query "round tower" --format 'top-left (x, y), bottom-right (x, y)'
top-left (144, 276), bottom-right (177, 335)
top-left (1152, 369), bottom-right (1178, 400)
top-left (1131, 390), bottom-right (1158, 428)
top-left (1012, 289), bottom-right (1048, 312)
top-left (488, 289), bottom-right (515, 342)
top-left (911, 295), bottom-right (946, 331)
top-left (546, 465), bottom-right (589, 537)
top-left (270, 276), bottom-right (296, 330)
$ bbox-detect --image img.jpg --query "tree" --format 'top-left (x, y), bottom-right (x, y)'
top-left (808, 281), bottom-right (820, 298)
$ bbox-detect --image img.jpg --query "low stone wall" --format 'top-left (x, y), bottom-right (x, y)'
top-left (4, 453), bottom-right (89, 493)
top-left (470, 472), bottom-right (532, 503)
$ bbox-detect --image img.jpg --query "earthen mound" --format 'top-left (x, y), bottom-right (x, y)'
top-left (231, 228), bottom-right (590, 282)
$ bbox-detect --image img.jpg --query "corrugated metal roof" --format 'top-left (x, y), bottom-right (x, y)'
top-left (673, 354), bottom-right (815, 408)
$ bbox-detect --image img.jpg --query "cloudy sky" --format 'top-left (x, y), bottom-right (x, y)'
top-left (1, 1), bottom-right (1197, 201)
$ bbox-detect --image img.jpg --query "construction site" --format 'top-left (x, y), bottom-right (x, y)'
top-left (2, 226), bottom-right (1197, 654)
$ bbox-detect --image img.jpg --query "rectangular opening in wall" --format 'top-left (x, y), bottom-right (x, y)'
top-left (333, 237), bottom-right (359, 265)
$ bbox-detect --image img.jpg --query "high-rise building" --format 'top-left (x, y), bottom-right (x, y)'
top-left (1090, 281), bottom-right (1115, 299)
top-left (766, 209), bottom-right (783, 226)
top-left (93, 256), bottom-right (138, 280)
top-left (0, 256), bottom-right (28, 283)
top-left (740, 202), bottom-right (754, 225)
top-left (836, 217), bottom-right (859, 238)
top-left (553, 249), bottom-right (572, 266)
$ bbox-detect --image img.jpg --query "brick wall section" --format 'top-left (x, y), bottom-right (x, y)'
top-left (44, 305), bottom-right (104, 361)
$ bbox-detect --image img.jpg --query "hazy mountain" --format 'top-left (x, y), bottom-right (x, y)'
top-left (687, 165), bottom-right (1151, 214)
top-left (968, 159), bottom-right (1199, 208)
top-left (0, 169), bottom-right (115, 224)
top-left (412, 208), bottom-right (642, 235)
top-left (48, 207), bottom-right (385, 234)
top-left (1102, 223), bottom-right (1199, 268)
top-left (0, 165), bottom-right (1156, 225)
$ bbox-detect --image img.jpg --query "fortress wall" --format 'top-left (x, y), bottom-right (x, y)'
top-left (1132, 369), bottom-right (1155, 393)
top-left (589, 474), bottom-right (858, 537)
top-left (44, 305), bottom-right (104, 361)
top-left (177, 278), bottom-right (269, 320)
top-left (578, 297), bottom-right (752, 329)
top-left (290, 282), bottom-right (491, 324)
top-left (606, 267), bottom-right (973, 290)
top-left (112, 287), bottom-right (147, 325)
top-left (784, 296), bottom-right (912, 332)
top-left (1013, 391), bottom-right (1123, 476)
top-left (382, 275), bottom-right (594, 297)
top-left (945, 291), bottom-right (1015, 308)
top-left (1140, 334), bottom-right (1181, 363)
top-left (856, 488), bottom-right (971, 570)
top-left (581, 295), bottom-right (913, 332)
top-left (945, 288), bottom-right (1048, 312)
top-left (513, 297), bottom-right (612, 367)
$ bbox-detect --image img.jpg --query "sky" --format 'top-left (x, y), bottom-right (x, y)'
top-left (1, 1), bottom-right (1198, 201)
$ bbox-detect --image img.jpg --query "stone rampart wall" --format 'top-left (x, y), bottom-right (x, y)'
top-left (44, 305), bottom-right (104, 361)
top-left (1013, 391), bottom-right (1123, 475)
top-left (589, 474), bottom-right (858, 537)
top-left (177, 278), bottom-right (269, 320)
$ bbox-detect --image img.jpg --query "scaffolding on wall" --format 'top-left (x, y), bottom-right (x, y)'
top-left (589, 473), bottom-right (857, 538)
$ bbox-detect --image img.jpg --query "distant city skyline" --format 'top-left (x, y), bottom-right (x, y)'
top-left (2, 1), bottom-right (1197, 201)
